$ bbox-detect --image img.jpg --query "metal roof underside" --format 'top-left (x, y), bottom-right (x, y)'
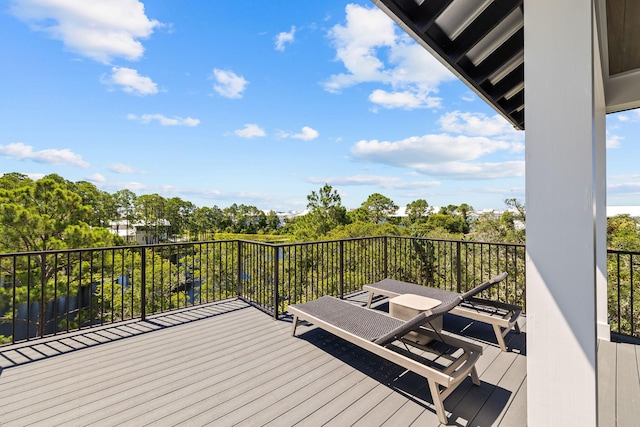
top-left (373, 0), bottom-right (525, 129)
top-left (372, 0), bottom-right (640, 131)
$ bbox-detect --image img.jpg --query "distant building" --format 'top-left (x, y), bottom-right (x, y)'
top-left (108, 219), bottom-right (171, 244)
top-left (263, 210), bottom-right (308, 225)
top-left (606, 206), bottom-right (640, 218)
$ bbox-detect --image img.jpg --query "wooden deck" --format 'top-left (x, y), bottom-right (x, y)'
top-left (0, 294), bottom-right (636, 426)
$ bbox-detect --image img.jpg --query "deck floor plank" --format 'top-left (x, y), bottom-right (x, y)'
top-left (3, 307), bottom-right (272, 423)
top-left (493, 378), bottom-right (527, 427)
top-left (5, 306), bottom-right (272, 425)
top-left (469, 353), bottom-right (526, 426)
top-left (598, 339), bottom-right (617, 427)
top-left (88, 335), bottom-right (318, 425)
top-left (616, 342), bottom-right (640, 426)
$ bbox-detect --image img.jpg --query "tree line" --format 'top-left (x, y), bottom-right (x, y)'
top-left (0, 173), bottom-right (534, 254)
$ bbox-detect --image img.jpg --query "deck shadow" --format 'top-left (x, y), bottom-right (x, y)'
top-left (294, 325), bottom-right (512, 425)
top-left (444, 313), bottom-right (527, 356)
top-left (0, 298), bottom-right (249, 370)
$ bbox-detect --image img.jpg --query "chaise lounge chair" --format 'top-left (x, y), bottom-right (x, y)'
top-left (363, 274), bottom-right (521, 351)
top-left (289, 273), bottom-right (507, 424)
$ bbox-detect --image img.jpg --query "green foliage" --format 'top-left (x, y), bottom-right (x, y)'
top-left (326, 221), bottom-right (400, 239)
top-left (289, 184), bottom-right (349, 240)
top-left (468, 198), bottom-right (526, 244)
top-left (424, 213), bottom-right (469, 235)
top-left (0, 176), bottom-right (109, 253)
top-left (305, 184), bottom-right (349, 235)
top-left (404, 199), bottom-right (433, 225)
top-left (607, 214), bottom-right (640, 251)
top-left (165, 197), bottom-right (196, 236)
top-left (360, 193), bottom-right (398, 224)
top-left (72, 180), bottom-right (116, 227)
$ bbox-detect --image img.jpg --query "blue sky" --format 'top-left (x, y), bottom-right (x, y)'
top-left (1, 1), bottom-right (639, 213)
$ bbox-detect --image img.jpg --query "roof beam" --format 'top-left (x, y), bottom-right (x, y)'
top-left (394, 0), bottom-right (453, 33)
top-left (464, 27), bottom-right (524, 85)
top-left (448, 0), bottom-right (523, 63)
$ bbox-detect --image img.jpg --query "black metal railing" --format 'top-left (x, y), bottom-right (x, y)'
top-left (0, 236), bottom-right (638, 346)
top-left (607, 250), bottom-right (640, 338)
top-left (0, 241), bottom-right (239, 345)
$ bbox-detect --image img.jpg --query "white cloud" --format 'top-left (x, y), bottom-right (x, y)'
top-left (0, 142), bottom-right (89, 167)
top-left (324, 4), bottom-right (454, 109)
top-left (307, 175), bottom-right (440, 189)
top-left (411, 161), bottom-right (525, 179)
top-left (103, 67), bottom-right (158, 95)
top-left (607, 132), bottom-right (622, 149)
top-left (439, 111), bottom-right (518, 137)
top-left (291, 126), bottom-right (319, 141)
top-left (212, 69), bottom-right (248, 99)
top-left (26, 173), bottom-right (45, 181)
top-left (109, 163), bottom-right (142, 174)
top-left (9, 0), bottom-right (161, 64)
top-left (235, 124), bottom-right (266, 138)
top-left (275, 26), bottom-right (296, 52)
top-left (121, 181), bottom-right (147, 191)
top-left (87, 173), bottom-right (106, 183)
top-left (127, 113), bottom-right (200, 126)
top-left (608, 182), bottom-right (640, 195)
top-left (352, 134), bottom-right (511, 164)
top-left (369, 89), bottom-right (440, 110)
top-left (350, 128), bottom-right (524, 180)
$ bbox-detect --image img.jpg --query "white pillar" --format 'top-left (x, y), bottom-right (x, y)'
top-left (593, 12), bottom-right (610, 342)
top-left (525, 0), bottom-right (601, 425)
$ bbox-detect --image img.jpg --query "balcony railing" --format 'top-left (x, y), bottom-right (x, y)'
top-left (0, 236), bottom-right (637, 346)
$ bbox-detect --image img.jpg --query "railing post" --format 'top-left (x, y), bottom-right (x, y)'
top-left (12, 255), bottom-right (17, 344)
top-left (39, 253), bottom-right (46, 339)
top-left (455, 241), bottom-right (462, 293)
top-left (237, 241), bottom-right (243, 298)
top-left (140, 247), bottom-right (146, 321)
top-left (383, 236), bottom-right (388, 279)
top-left (339, 240), bottom-right (345, 299)
top-left (272, 246), bottom-right (280, 319)
top-left (631, 253), bottom-right (635, 337)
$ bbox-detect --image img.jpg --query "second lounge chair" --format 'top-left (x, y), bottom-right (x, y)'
top-left (288, 272), bottom-right (507, 423)
top-left (363, 273), bottom-right (520, 351)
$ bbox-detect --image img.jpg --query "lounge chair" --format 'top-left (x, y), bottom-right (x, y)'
top-left (288, 273), bottom-right (506, 424)
top-left (363, 273), bottom-right (520, 351)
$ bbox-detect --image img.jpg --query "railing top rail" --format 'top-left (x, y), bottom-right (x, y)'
top-left (238, 235), bottom-right (387, 249)
top-left (391, 235), bottom-right (526, 249)
top-left (0, 239), bottom-right (236, 258)
top-left (0, 235), bottom-right (564, 258)
top-left (607, 248), bottom-right (640, 255)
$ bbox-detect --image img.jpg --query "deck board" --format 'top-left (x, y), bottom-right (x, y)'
top-left (0, 297), bottom-right (635, 426)
top-left (616, 342), bottom-right (640, 426)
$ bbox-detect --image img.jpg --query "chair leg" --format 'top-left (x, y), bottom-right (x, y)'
top-left (291, 315), bottom-right (299, 336)
top-left (366, 292), bottom-right (374, 308)
top-left (428, 379), bottom-right (449, 424)
top-left (470, 366), bottom-right (480, 386)
top-left (514, 321), bottom-right (521, 334)
top-left (493, 324), bottom-right (508, 352)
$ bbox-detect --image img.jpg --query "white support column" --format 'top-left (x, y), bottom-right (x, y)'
top-left (593, 10), bottom-right (610, 342)
top-left (525, 0), bottom-right (601, 425)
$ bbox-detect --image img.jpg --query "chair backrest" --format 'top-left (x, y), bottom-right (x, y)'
top-left (373, 295), bottom-right (465, 346)
top-left (373, 272), bottom-right (508, 346)
top-left (459, 272), bottom-right (507, 300)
